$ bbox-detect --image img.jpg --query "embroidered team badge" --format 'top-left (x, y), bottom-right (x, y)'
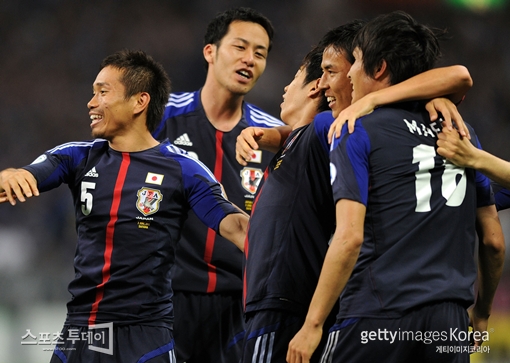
top-left (240, 167), bottom-right (263, 194)
top-left (136, 187), bottom-right (163, 216)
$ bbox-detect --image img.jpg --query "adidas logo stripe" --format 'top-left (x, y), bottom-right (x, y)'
top-left (173, 133), bottom-right (193, 147)
top-left (85, 167), bottom-right (99, 178)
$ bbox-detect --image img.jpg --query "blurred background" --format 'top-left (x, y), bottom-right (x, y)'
top-left (0, 0), bottom-right (509, 361)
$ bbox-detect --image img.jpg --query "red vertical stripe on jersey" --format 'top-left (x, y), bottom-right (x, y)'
top-left (88, 153), bottom-right (130, 326)
top-left (204, 130), bottom-right (224, 293)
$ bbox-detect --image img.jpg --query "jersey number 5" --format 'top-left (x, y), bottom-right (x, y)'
top-left (413, 144), bottom-right (466, 212)
top-left (81, 181), bottom-right (96, 215)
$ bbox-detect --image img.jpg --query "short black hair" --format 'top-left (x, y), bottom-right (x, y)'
top-left (318, 20), bottom-right (366, 64)
top-left (300, 45), bottom-right (329, 112)
top-left (100, 49), bottom-right (171, 133)
top-left (353, 11), bottom-right (445, 85)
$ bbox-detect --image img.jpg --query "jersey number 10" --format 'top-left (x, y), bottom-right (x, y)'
top-left (413, 144), bottom-right (466, 213)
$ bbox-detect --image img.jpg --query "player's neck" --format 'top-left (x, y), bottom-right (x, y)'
top-left (201, 83), bottom-right (244, 132)
top-left (108, 127), bottom-right (159, 153)
top-left (291, 103), bottom-right (318, 130)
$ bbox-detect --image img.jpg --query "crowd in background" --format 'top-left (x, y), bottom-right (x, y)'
top-left (0, 0), bottom-right (509, 361)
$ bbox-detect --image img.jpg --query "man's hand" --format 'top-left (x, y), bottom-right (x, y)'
top-left (286, 323), bottom-right (322, 363)
top-left (437, 127), bottom-right (477, 168)
top-left (0, 168), bottom-right (39, 205)
top-left (425, 98), bottom-right (470, 139)
top-left (328, 95), bottom-right (376, 143)
top-left (468, 308), bottom-right (489, 351)
top-left (236, 127), bottom-right (265, 166)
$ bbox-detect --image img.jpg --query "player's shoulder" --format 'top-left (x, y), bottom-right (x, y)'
top-left (244, 102), bottom-right (284, 128)
top-left (163, 91), bottom-right (200, 117)
top-left (46, 139), bottom-right (107, 155)
top-left (312, 110), bottom-right (335, 127)
top-left (158, 141), bottom-right (215, 179)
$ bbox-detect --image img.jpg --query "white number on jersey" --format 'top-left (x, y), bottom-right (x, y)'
top-left (413, 144), bottom-right (466, 212)
top-left (81, 181), bottom-right (96, 216)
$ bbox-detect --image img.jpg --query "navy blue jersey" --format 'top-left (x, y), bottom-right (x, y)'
top-left (153, 90), bottom-right (283, 293)
top-left (330, 102), bottom-right (494, 319)
top-left (244, 111), bottom-right (336, 315)
top-left (492, 182), bottom-right (510, 211)
top-left (22, 139), bottom-right (240, 327)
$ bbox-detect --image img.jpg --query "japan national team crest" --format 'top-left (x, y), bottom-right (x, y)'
top-left (136, 187), bottom-right (163, 216)
top-left (240, 167), bottom-right (263, 194)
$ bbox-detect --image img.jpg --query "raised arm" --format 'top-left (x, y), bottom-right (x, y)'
top-left (236, 125), bottom-right (292, 166)
top-left (0, 168), bottom-right (39, 205)
top-left (471, 205), bottom-right (505, 349)
top-left (328, 65), bottom-right (473, 142)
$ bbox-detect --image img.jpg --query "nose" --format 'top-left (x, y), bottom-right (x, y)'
top-left (318, 74), bottom-right (328, 90)
top-left (242, 50), bottom-right (255, 67)
top-left (87, 93), bottom-right (98, 109)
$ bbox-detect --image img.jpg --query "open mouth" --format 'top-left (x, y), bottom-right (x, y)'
top-left (236, 70), bottom-right (252, 80)
top-left (90, 114), bottom-right (103, 127)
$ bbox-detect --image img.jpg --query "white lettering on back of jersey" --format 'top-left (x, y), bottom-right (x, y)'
top-left (403, 119), bottom-right (439, 138)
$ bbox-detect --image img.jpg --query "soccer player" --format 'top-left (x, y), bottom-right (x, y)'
top-left (240, 22), bottom-right (361, 363)
top-left (287, 11), bottom-right (505, 363)
top-left (151, 7), bottom-right (283, 363)
top-left (0, 49), bottom-right (249, 363)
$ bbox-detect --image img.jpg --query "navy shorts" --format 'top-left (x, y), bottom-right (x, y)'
top-left (321, 301), bottom-right (470, 363)
top-left (50, 324), bottom-right (175, 363)
top-left (241, 308), bottom-right (336, 363)
top-left (173, 291), bottom-right (244, 363)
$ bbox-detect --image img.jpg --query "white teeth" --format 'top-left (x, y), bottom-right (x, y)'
top-left (238, 70), bottom-right (250, 78)
top-left (327, 97), bottom-right (336, 103)
top-left (90, 115), bottom-right (102, 120)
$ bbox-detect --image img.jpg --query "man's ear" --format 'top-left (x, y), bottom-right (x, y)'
top-left (203, 44), bottom-right (215, 65)
top-left (133, 92), bottom-right (150, 115)
top-left (308, 78), bottom-right (322, 99)
top-left (374, 59), bottom-right (388, 80)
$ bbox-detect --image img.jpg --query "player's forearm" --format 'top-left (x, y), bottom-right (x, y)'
top-left (304, 233), bottom-right (362, 328)
top-left (219, 212), bottom-right (248, 251)
top-left (259, 126), bottom-right (291, 153)
top-left (474, 206), bottom-right (506, 317)
top-left (367, 65), bottom-right (472, 108)
top-left (473, 150), bottom-right (510, 190)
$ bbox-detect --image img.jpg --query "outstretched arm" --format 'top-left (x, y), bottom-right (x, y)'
top-left (438, 127), bottom-right (510, 189)
top-left (218, 209), bottom-right (249, 252)
top-left (286, 199), bottom-right (366, 363)
top-left (236, 126), bottom-right (292, 166)
top-left (0, 168), bottom-right (39, 205)
top-left (328, 65), bottom-right (473, 142)
top-left (471, 205), bottom-right (505, 349)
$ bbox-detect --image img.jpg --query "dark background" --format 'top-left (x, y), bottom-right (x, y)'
top-left (0, 1), bottom-right (509, 361)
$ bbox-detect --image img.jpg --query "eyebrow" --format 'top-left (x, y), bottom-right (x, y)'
top-left (93, 81), bottom-right (110, 89)
top-left (233, 37), bottom-right (268, 51)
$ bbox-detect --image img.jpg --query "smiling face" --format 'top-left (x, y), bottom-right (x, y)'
top-left (348, 47), bottom-right (378, 103)
top-left (318, 46), bottom-right (353, 117)
top-left (205, 20), bottom-right (269, 96)
top-left (87, 66), bottom-right (138, 140)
